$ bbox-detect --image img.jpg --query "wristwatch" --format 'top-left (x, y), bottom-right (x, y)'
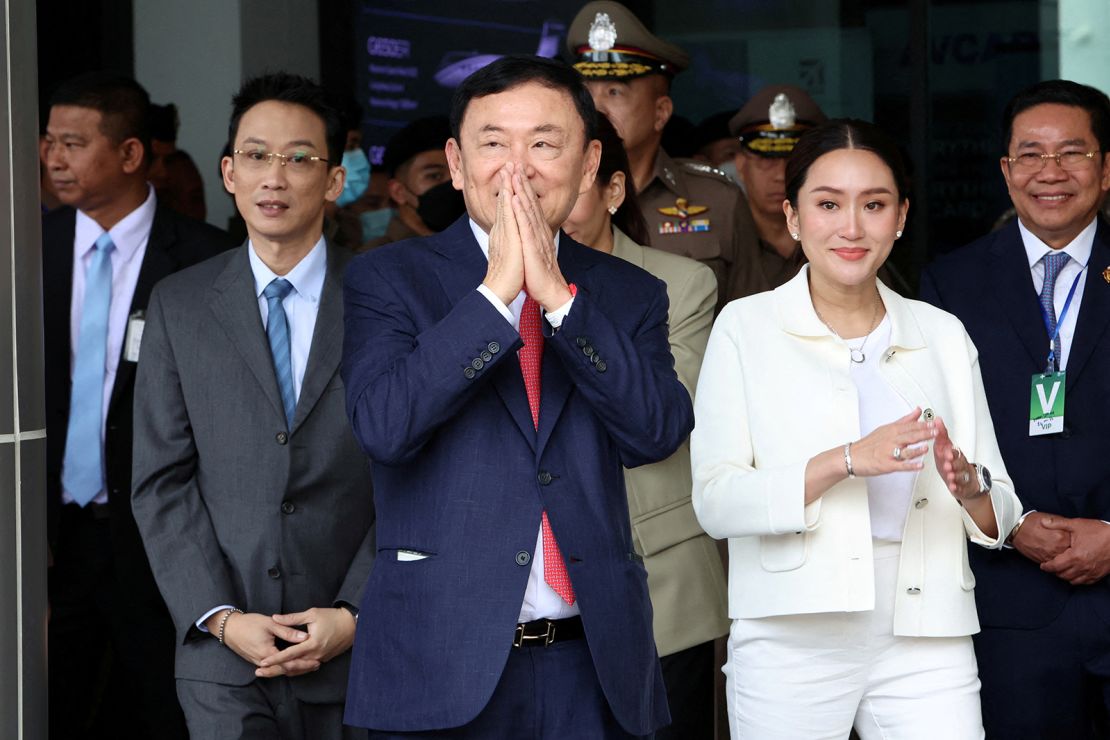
top-left (974, 464), bottom-right (992, 495)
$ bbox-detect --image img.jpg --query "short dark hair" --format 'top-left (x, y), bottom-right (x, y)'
top-left (49, 72), bottom-right (152, 162)
top-left (785, 119), bottom-right (909, 207)
top-left (449, 55), bottom-right (598, 146)
top-left (1002, 79), bottom-right (1110, 153)
top-left (595, 114), bottom-right (649, 245)
top-left (227, 73), bottom-right (345, 165)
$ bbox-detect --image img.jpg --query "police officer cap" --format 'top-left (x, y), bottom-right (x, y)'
top-left (729, 85), bottom-right (827, 158)
top-left (381, 116), bottom-right (451, 177)
top-left (567, 1), bottom-right (690, 80)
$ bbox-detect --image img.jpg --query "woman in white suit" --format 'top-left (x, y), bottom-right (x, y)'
top-left (691, 119), bottom-right (1022, 740)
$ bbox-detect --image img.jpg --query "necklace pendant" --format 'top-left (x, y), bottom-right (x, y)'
top-left (850, 348), bottom-right (866, 363)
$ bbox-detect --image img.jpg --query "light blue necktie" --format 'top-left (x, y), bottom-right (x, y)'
top-left (263, 278), bottom-right (297, 428)
top-left (62, 233), bottom-right (115, 507)
top-left (1040, 251), bottom-right (1071, 370)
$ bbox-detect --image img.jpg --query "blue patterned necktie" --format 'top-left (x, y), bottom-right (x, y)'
top-left (62, 233), bottom-right (115, 507)
top-left (1040, 251), bottom-right (1071, 371)
top-left (263, 278), bottom-right (297, 428)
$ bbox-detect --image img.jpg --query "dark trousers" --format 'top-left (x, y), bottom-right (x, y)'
top-left (975, 589), bottom-right (1110, 739)
top-left (48, 505), bottom-right (186, 740)
top-left (366, 637), bottom-right (649, 739)
top-left (657, 640), bottom-right (716, 740)
top-left (176, 675), bottom-right (362, 740)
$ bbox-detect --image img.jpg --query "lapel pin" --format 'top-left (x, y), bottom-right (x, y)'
top-left (1103, 265), bottom-right (1110, 284)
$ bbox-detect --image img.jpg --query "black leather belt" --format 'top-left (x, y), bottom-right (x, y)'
top-left (512, 616), bottom-right (584, 648)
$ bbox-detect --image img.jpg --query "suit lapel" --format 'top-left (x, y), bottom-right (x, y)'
top-left (989, 224), bottom-right (1049, 371)
top-left (108, 206), bottom-right (179, 413)
top-left (432, 219), bottom-right (536, 448)
top-left (1065, 221), bottom-right (1110, 389)
top-left (208, 245), bottom-right (287, 423)
top-left (537, 235), bottom-right (596, 454)
top-left (291, 244), bottom-right (344, 433)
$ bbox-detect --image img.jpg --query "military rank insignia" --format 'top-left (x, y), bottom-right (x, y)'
top-left (658, 197), bottom-right (710, 234)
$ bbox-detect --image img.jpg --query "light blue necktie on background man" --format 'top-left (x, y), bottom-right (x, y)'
top-left (1039, 251), bottom-right (1071, 370)
top-left (62, 233), bottom-right (115, 507)
top-left (263, 278), bottom-right (297, 428)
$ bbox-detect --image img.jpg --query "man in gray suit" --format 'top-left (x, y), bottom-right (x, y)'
top-left (131, 72), bottom-right (374, 740)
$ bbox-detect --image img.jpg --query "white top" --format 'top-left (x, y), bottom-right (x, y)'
top-left (1018, 217), bottom-right (1094, 370)
top-left (247, 236), bottom-right (327, 403)
top-left (468, 219), bottom-right (579, 622)
top-left (65, 186), bottom-right (156, 506)
top-left (846, 316), bottom-right (916, 541)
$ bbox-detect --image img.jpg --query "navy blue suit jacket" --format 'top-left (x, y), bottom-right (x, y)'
top-left (341, 218), bottom-right (689, 734)
top-left (920, 218), bottom-right (1110, 629)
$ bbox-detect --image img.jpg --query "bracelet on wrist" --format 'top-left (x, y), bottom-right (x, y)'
top-left (217, 608), bottom-right (244, 646)
top-left (843, 442), bottom-right (855, 479)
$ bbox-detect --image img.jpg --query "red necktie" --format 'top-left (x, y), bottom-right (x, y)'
top-left (519, 296), bottom-right (576, 605)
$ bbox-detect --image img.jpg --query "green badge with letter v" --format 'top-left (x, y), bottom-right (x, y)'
top-left (1029, 371), bottom-right (1065, 436)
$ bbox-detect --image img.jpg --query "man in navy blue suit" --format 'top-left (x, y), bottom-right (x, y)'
top-left (921, 79), bottom-right (1110, 738)
top-left (341, 55), bottom-right (691, 738)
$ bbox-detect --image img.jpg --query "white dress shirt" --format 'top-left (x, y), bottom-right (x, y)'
top-left (468, 220), bottom-right (579, 622)
top-left (197, 237), bottom-right (326, 631)
top-left (1018, 217), bottom-right (1093, 371)
top-left (64, 186), bottom-right (156, 506)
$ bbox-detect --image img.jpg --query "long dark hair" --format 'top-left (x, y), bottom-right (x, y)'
top-left (595, 114), bottom-right (650, 245)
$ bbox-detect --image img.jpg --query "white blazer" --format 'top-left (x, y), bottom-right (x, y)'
top-left (691, 266), bottom-right (1022, 637)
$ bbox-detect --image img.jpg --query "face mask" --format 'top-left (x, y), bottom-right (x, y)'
top-left (337, 148), bottom-right (371, 207)
top-left (716, 159), bottom-right (740, 187)
top-left (360, 207), bottom-right (394, 241)
top-left (416, 181), bottom-right (467, 233)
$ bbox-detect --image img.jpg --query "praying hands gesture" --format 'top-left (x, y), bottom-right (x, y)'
top-left (483, 163), bottom-right (573, 312)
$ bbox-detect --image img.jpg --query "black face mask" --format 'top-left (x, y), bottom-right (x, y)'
top-left (416, 181), bottom-right (467, 233)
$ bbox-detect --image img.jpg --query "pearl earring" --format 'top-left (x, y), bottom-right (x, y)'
top-left (895, 230), bottom-right (903, 238)
top-left (790, 232), bottom-right (799, 241)
top-left (608, 205), bottom-right (618, 215)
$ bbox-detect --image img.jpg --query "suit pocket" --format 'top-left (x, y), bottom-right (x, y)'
top-left (759, 532), bottom-right (808, 572)
top-left (633, 499), bottom-right (706, 557)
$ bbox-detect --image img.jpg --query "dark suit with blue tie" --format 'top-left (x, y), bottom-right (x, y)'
top-left (921, 218), bottom-right (1110, 737)
top-left (341, 217), bottom-right (690, 736)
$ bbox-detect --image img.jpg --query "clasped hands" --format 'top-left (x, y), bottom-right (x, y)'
top-left (205, 607), bottom-right (356, 678)
top-left (1011, 513), bottom-right (1110, 586)
top-left (483, 163), bottom-right (572, 312)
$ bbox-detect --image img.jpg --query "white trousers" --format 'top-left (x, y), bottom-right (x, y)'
top-left (723, 541), bottom-right (985, 740)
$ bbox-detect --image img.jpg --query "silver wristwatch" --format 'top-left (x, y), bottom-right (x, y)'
top-left (974, 464), bottom-right (992, 495)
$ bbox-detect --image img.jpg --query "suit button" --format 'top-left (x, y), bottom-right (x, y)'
top-left (108, 424), bottom-right (118, 432)
top-left (906, 586), bottom-right (921, 594)
top-left (487, 341), bottom-right (500, 354)
top-left (576, 337), bottom-right (587, 348)
top-left (111, 488), bottom-right (121, 497)
top-left (922, 408), bottom-right (935, 421)
top-left (914, 498), bottom-right (928, 509)
top-left (538, 470), bottom-right (553, 485)
top-left (590, 353), bottom-right (600, 365)
top-left (275, 432), bottom-right (288, 445)
top-left (596, 361), bottom-right (607, 373)
top-left (281, 501), bottom-right (295, 515)
top-left (515, 550), bottom-right (531, 566)
top-left (471, 358), bottom-right (485, 370)
top-left (583, 345), bottom-right (594, 356)
top-left (480, 350), bottom-right (493, 362)
top-left (464, 367), bottom-right (476, 379)
top-left (267, 567), bottom-right (281, 579)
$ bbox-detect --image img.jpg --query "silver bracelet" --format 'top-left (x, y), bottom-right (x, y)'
top-left (217, 608), bottom-right (244, 646)
top-left (844, 442), bottom-right (855, 479)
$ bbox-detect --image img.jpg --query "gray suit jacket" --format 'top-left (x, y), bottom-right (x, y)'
top-left (131, 242), bottom-right (375, 703)
top-left (611, 228), bottom-right (729, 656)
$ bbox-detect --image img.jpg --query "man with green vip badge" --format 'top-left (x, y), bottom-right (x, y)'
top-left (922, 80), bottom-right (1110, 738)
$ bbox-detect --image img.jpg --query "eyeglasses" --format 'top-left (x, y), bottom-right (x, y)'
top-left (233, 149), bottom-right (330, 173)
top-left (1005, 150), bottom-right (1101, 172)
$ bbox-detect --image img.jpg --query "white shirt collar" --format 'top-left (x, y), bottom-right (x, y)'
top-left (248, 236), bottom-right (327, 303)
top-left (468, 218), bottom-right (560, 260)
top-left (74, 184), bottom-right (157, 262)
top-left (1018, 216), bottom-right (1095, 269)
